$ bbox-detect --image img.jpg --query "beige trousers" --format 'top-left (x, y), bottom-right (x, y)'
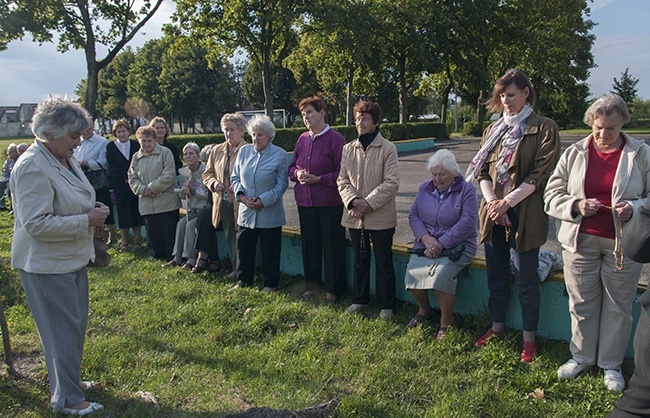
top-left (563, 233), bottom-right (642, 370)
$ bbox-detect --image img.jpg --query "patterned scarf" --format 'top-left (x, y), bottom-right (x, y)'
top-left (464, 104), bottom-right (533, 184)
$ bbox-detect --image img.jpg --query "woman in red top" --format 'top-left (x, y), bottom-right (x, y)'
top-left (545, 94), bottom-right (650, 392)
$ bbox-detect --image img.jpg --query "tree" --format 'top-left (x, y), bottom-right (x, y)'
top-left (127, 38), bottom-right (169, 119)
top-left (612, 68), bottom-right (639, 104)
top-left (0, 0), bottom-right (164, 119)
top-left (375, 0), bottom-right (445, 123)
top-left (241, 60), bottom-right (299, 125)
top-left (157, 36), bottom-right (240, 133)
top-left (174, 0), bottom-right (302, 117)
top-left (97, 48), bottom-right (136, 121)
top-left (290, 0), bottom-right (378, 125)
top-left (447, 0), bottom-right (595, 131)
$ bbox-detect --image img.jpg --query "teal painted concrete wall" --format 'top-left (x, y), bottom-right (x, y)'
top-left (265, 231), bottom-right (641, 358)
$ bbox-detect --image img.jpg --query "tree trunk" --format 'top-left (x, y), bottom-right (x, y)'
top-left (398, 55), bottom-right (408, 124)
top-left (476, 90), bottom-right (487, 135)
top-left (85, 60), bottom-right (99, 120)
top-left (440, 82), bottom-right (452, 125)
top-left (346, 62), bottom-right (355, 126)
top-left (262, 55), bottom-right (274, 118)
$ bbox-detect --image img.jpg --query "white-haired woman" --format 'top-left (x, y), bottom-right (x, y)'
top-left (404, 149), bottom-right (478, 339)
top-left (201, 113), bottom-right (248, 276)
top-left (545, 94), bottom-right (650, 391)
top-left (165, 142), bottom-right (211, 268)
top-left (230, 114), bottom-right (288, 291)
top-left (10, 97), bottom-right (109, 415)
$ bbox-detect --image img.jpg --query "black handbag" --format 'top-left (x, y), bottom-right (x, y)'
top-left (622, 205), bottom-right (650, 263)
top-left (85, 168), bottom-right (111, 191)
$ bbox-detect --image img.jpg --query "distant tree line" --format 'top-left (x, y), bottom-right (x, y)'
top-left (7, 0), bottom-right (648, 134)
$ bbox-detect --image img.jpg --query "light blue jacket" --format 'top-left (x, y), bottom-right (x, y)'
top-left (231, 143), bottom-right (288, 229)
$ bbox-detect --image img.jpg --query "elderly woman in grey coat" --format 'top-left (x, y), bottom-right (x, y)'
top-left (10, 97), bottom-right (109, 415)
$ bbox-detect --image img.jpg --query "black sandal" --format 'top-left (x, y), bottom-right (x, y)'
top-left (206, 261), bottom-right (220, 273)
top-left (191, 258), bottom-right (208, 274)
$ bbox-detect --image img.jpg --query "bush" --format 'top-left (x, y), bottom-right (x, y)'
top-left (462, 121), bottom-right (482, 136)
top-left (167, 122), bottom-right (447, 152)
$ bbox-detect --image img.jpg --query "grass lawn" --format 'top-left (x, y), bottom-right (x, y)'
top-left (0, 212), bottom-right (628, 417)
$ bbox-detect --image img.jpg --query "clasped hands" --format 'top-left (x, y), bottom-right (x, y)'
top-left (88, 201), bottom-right (110, 227)
top-left (349, 198), bottom-right (373, 219)
top-left (487, 199), bottom-right (512, 226)
top-left (240, 195), bottom-right (264, 211)
top-left (574, 198), bottom-right (632, 221)
top-left (421, 234), bottom-right (443, 258)
top-left (296, 169), bottom-right (320, 186)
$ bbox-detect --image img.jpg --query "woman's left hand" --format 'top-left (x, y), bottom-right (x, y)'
top-left (487, 199), bottom-right (511, 222)
top-left (615, 202), bottom-right (633, 221)
top-left (297, 170), bottom-right (320, 185)
top-left (180, 185), bottom-right (191, 196)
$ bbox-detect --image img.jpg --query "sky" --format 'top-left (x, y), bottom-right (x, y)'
top-left (0, 0), bottom-right (648, 106)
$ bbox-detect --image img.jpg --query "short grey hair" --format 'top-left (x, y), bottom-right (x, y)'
top-left (584, 93), bottom-right (631, 126)
top-left (221, 113), bottom-right (247, 132)
top-left (247, 114), bottom-right (276, 140)
top-left (7, 143), bottom-right (17, 152)
top-left (31, 96), bottom-right (92, 141)
top-left (182, 142), bottom-right (200, 156)
top-left (200, 144), bottom-right (214, 162)
top-left (427, 149), bottom-right (461, 175)
top-left (17, 143), bottom-right (28, 152)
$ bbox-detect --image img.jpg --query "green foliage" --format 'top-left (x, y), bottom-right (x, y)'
top-left (611, 68), bottom-right (640, 105)
top-left (167, 122), bottom-right (447, 153)
top-left (174, 0), bottom-right (302, 116)
top-left (0, 0), bottom-right (165, 117)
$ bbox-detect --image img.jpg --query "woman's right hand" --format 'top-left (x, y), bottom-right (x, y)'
top-left (574, 198), bottom-right (601, 217)
top-left (88, 202), bottom-right (110, 227)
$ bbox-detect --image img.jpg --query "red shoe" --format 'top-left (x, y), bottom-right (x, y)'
top-left (474, 329), bottom-right (505, 347)
top-left (520, 341), bottom-right (538, 363)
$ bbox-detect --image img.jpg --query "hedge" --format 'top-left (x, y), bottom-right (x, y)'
top-left (167, 122), bottom-right (447, 152)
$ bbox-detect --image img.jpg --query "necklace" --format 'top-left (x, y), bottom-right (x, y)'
top-left (593, 202), bottom-right (624, 271)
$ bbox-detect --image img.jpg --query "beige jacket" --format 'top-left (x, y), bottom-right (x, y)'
top-left (203, 139), bottom-right (248, 227)
top-left (10, 139), bottom-right (96, 274)
top-left (544, 132), bottom-right (650, 253)
top-left (337, 132), bottom-right (399, 230)
top-left (128, 143), bottom-right (181, 216)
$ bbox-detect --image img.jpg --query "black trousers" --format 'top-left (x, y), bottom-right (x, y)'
top-left (143, 210), bottom-right (179, 260)
top-left (484, 209), bottom-right (540, 332)
top-left (236, 226), bottom-right (282, 288)
top-left (194, 206), bottom-right (219, 262)
top-left (95, 189), bottom-right (115, 225)
top-left (298, 205), bottom-right (346, 296)
top-left (349, 227), bottom-right (395, 309)
top-left (608, 290), bottom-right (650, 418)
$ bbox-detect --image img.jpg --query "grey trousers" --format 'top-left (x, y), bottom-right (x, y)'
top-left (563, 233), bottom-right (642, 369)
top-left (220, 199), bottom-right (237, 269)
top-left (172, 209), bottom-right (200, 259)
top-left (19, 268), bottom-right (89, 409)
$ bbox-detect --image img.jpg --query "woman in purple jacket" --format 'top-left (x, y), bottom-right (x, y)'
top-left (288, 97), bottom-right (347, 301)
top-left (404, 149), bottom-right (478, 339)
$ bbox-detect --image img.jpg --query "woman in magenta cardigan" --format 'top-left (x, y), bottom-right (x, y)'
top-left (288, 96), bottom-right (347, 301)
top-left (405, 149), bottom-right (477, 339)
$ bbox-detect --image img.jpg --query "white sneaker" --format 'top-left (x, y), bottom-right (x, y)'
top-left (557, 359), bottom-right (589, 379)
top-left (379, 309), bottom-right (394, 320)
top-left (346, 303), bottom-right (367, 314)
top-left (604, 369), bottom-right (625, 392)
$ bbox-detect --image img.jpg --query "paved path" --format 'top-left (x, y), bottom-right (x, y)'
top-left (282, 133), bottom-right (650, 284)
